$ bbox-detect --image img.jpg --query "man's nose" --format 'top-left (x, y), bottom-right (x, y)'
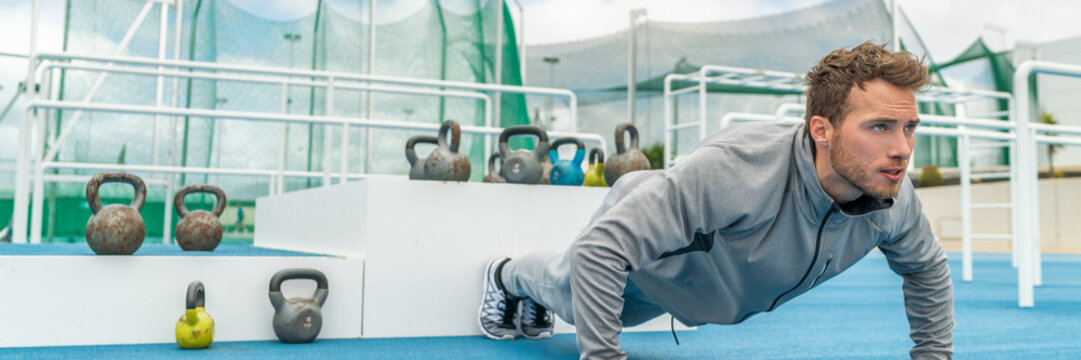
top-left (889, 131), bottom-right (913, 161)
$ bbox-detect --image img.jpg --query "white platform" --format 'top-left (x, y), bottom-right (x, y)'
top-left (0, 251), bottom-right (363, 347)
top-left (255, 178), bottom-right (694, 338)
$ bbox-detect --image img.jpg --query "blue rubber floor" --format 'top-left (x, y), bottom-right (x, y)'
top-left (3, 252), bottom-right (1079, 359)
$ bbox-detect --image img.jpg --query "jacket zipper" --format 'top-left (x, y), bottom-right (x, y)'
top-left (809, 255), bottom-right (833, 288)
top-left (767, 206), bottom-right (836, 311)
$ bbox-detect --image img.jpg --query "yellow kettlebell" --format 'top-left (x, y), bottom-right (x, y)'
top-left (583, 148), bottom-right (608, 187)
top-left (176, 281), bottom-right (214, 349)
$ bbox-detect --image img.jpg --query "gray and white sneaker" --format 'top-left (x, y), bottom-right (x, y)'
top-left (478, 257), bottom-right (520, 340)
top-left (519, 297), bottom-right (554, 339)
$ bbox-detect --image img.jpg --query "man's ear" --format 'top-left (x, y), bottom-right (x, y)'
top-left (809, 115), bottom-right (833, 148)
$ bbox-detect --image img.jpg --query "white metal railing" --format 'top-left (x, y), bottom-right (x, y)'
top-left (12, 57), bottom-right (601, 246)
top-left (663, 64), bottom-right (1026, 297)
top-left (1012, 60), bottom-right (1081, 307)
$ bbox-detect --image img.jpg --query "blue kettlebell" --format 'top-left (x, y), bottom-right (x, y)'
top-left (548, 137), bottom-right (586, 186)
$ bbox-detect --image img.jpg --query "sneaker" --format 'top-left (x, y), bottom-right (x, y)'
top-left (519, 297), bottom-right (554, 339)
top-left (478, 257), bottom-right (519, 340)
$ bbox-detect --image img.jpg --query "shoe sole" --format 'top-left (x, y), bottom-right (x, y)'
top-left (478, 257), bottom-right (515, 341)
top-left (519, 330), bottom-right (553, 340)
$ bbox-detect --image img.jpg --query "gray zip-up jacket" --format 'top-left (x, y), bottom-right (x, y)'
top-left (569, 122), bottom-right (953, 359)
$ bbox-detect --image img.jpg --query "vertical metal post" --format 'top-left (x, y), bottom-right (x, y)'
top-left (323, 76), bottom-right (334, 186)
top-left (663, 77), bottom-right (672, 168)
top-left (891, 0), bottom-right (900, 51)
top-left (627, 9), bottom-right (646, 125)
top-left (513, 0), bottom-right (524, 86)
top-left (278, 82), bottom-right (289, 194)
top-left (155, 1), bottom-right (171, 245)
top-left (1013, 63), bottom-right (1034, 308)
top-left (29, 66), bottom-right (51, 244)
top-left (153, 2), bottom-right (169, 169)
top-left (165, 0), bottom-right (184, 245)
top-left (13, 0), bottom-right (41, 243)
top-left (494, 0), bottom-right (504, 130)
top-left (365, 0), bottom-right (376, 174)
top-left (696, 67), bottom-right (708, 140)
top-left (957, 113), bottom-right (973, 281)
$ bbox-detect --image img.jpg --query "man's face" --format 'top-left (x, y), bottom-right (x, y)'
top-left (828, 78), bottom-right (919, 199)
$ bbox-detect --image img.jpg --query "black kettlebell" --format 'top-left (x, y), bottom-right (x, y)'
top-left (498, 125), bottom-right (549, 184)
top-left (483, 152), bottom-right (505, 183)
top-left (269, 268), bottom-right (329, 343)
top-left (604, 122), bottom-right (651, 185)
top-left (85, 171), bottom-right (147, 255)
top-left (423, 120), bottom-right (471, 181)
top-left (405, 135), bottom-right (439, 180)
top-left (174, 184), bottom-right (226, 251)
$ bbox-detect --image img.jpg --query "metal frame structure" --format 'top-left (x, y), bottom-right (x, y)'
top-left (1012, 60), bottom-right (1081, 307)
top-left (661, 64), bottom-right (1058, 307)
top-left (12, 0), bottom-right (598, 246)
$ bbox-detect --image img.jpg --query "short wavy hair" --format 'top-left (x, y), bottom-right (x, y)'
top-left (804, 41), bottom-right (931, 133)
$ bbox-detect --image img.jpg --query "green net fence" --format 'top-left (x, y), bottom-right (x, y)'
top-left (17, 0), bottom-right (526, 240)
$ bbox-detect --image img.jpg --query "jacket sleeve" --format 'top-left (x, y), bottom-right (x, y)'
top-left (568, 145), bottom-right (760, 359)
top-left (877, 189), bottom-right (955, 360)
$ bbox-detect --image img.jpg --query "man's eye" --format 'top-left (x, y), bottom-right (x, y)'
top-left (905, 124), bottom-right (918, 131)
top-left (872, 124), bottom-right (887, 131)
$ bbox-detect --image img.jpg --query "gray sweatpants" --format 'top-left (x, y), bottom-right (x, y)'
top-left (501, 250), bottom-right (668, 328)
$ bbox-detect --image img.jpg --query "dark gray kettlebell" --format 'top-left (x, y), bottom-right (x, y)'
top-left (424, 120), bottom-right (471, 181)
top-left (498, 125), bottom-right (549, 184)
top-left (269, 268), bottom-right (329, 343)
top-left (604, 122), bottom-right (651, 186)
top-left (405, 135), bottom-right (439, 180)
top-left (174, 184), bottom-right (226, 251)
top-left (85, 172), bottom-right (147, 255)
top-left (483, 152), bottom-right (505, 183)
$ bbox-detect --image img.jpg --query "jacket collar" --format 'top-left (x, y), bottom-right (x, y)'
top-left (792, 125), bottom-right (893, 224)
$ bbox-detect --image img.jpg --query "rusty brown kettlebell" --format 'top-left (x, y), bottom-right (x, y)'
top-left (175, 184), bottom-right (227, 251)
top-left (423, 119), bottom-right (471, 181)
top-left (85, 172), bottom-right (147, 255)
top-left (604, 122), bottom-right (651, 186)
top-left (483, 152), bottom-right (505, 183)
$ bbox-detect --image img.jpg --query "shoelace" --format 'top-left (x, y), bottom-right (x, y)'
top-left (483, 290), bottom-right (518, 327)
top-left (523, 300), bottom-right (551, 326)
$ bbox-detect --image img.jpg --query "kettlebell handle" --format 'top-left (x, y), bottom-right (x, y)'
top-left (550, 137), bottom-right (585, 153)
top-left (614, 123), bottom-right (640, 154)
top-left (86, 171), bottom-right (147, 214)
top-left (549, 137), bottom-right (586, 165)
top-left (186, 281), bottom-right (205, 310)
top-left (487, 152), bottom-right (502, 174)
top-left (437, 120), bottom-right (462, 153)
top-left (174, 184), bottom-right (227, 218)
top-left (589, 148), bottom-right (605, 166)
top-left (405, 135), bottom-right (438, 166)
top-left (498, 125), bottom-right (549, 160)
top-left (269, 268), bottom-right (329, 306)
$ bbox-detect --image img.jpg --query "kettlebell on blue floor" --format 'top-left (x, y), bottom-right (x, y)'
top-left (483, 152), bottom-right (505, 183)
top-left (176, 281), bottom-right (214, 349)
top-left (604, 122), bottom-right (651, 186)
top-left (174, 184), bottom-right (226, 251)
top-left (548, 137), bottom-right (586, 186)
top-left (269, 268), bottom-right (329, 343)
top-left (424, 119), bottom-right (471, 181)
top-left (583, 148), bottom-right (608, 187)
top-left (498, 125), bottom-right (549, 184)
top-left (85, 172), bottom-right (147, 255)
top-left (405, 135), bottom-right (439, 180)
